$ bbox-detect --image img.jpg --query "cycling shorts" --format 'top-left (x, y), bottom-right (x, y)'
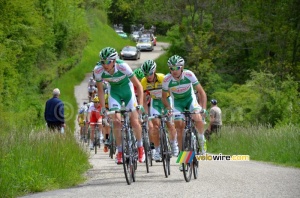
top-left (171, 95), bottom-right (202, 121)
top-left (108, 83), bottom-right (137, 111)
top-left (149, 97), bottom-right (171, 116)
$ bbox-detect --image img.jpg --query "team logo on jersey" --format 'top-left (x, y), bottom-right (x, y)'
top-left (171, 85), bottom-right (190, 93)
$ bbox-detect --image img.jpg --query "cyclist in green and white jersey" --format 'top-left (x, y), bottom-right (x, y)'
top-left (162, 55), bottom-right (207, 155)
top-left (93, 47), bottom-right (145, 164)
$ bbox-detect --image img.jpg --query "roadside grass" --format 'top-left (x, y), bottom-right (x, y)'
top-left (0, 127), bottom-right (90, 197)
top-left (207, 124), bottom-right (300, 168)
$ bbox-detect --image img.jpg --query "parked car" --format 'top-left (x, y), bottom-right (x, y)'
top-left (120, 46), bottom-right (141, 60)
top-left (116, 30), bottom-right (127, 39)
top-left (130, 31), bottom-right (140, 41)
top-left (136, 37), bottom-right (154, 51)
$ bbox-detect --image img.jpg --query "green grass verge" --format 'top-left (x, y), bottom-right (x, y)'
top-left (0, 128), bottom-right (90, 197)
top-left (207, 124), bottom-right (300, 168)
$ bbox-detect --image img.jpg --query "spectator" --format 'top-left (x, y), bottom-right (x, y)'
top-left (44, 88), bottom-right (65, 132)
top-left (208, 99), bottom-right (222, 136)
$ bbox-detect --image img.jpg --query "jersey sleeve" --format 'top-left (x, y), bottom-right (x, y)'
top-left (116, 61), bottom-right (134, 78)
top-left (162, 74), bottom-right (172, 92)
top-left (185, 70), bottom-right (199, 86)
top-left (94, 65), bottom-right (105, 82)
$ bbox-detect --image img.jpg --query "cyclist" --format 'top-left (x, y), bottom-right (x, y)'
top-left (162, 55), bottom-right (207, 159)
top-left (88, 96), bottom-right (104, 150)
top-left (88, 84), bottom-right (97, 102)
top-left (77, 105), bottom-right (87, 140)
top-left (94, 47), bottom-right (145, 164)
top-left (88, 77), bottom-right (96, 87)
top-left (140, 60), bottom-right (179, 161)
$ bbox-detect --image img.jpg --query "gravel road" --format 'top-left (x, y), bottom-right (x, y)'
top-left (22, 42), bottom-right (300, 198)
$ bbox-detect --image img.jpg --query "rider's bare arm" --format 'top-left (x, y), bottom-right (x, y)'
top-left (162, 91), bottom-right (171, 110)
top-left (194, 84), bottom-right (207, 110)
top-left (131, 75), bottom-right (143, 107)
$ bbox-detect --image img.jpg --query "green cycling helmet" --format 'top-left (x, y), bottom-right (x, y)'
top-left (99, 47), bottom-right (118, 60)
top-left (134, 68), bottom-right (145, 80)
top-left (167, 55), bottom-right (185, 67)
top-left (141, 60), bottom-right (156, 75)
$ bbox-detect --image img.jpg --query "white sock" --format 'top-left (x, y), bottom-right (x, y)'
top-left (198, 134), bottom-right (205, 142)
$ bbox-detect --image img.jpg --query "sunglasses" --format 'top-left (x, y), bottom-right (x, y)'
top-left (145, 71), bottom-right (154, 76)
top-left (169, 66), bottom-right (182, 71)
top-left (100, 59), bottom-right (112, 65)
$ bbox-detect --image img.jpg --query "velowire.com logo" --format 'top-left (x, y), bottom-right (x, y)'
top-left (176, 151), bottom-right (250, 164)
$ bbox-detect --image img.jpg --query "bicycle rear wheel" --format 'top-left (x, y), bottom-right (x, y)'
top-left (182, 129), bottom-right (192, 182)
top-left (122, 128), bottom-right (133, 185)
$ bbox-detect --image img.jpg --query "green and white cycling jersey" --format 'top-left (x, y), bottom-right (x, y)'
top-left (93, 60), bottom-right (138, 110)
top-left (162, 69), bottom-right (201, 120)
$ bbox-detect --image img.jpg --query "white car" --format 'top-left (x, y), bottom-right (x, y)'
top-left (136, 37), bottom-right (153, 51)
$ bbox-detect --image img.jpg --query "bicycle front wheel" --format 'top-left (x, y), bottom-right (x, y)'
top-left (161, 129), bottom-right (170, 178)
top-left (182, 129), bottom-right (192, 182)
top-left (193, 131), bottom-right (199, 179)
top-left (122, 128), bottom-right (133, 185)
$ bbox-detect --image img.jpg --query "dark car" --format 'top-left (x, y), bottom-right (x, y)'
top-left (120, 46), bottom-right (141, 60)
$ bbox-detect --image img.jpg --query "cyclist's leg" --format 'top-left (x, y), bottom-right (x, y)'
top-left (164, 97), bottom-right (178, 156)
top-left (108, 94), bottom-right (123, 163)
top-left (123, 85), bottom-right (144, 162)
top-left (173, 99), bottom-right (185, 151)
top-left (189, 95), bottom-right (206, 154)
top-left (103, 124), bottom-right (110, 152)
top-left (149, 99), bottom-right (161, 160)
top-left (90, 124), bottom-right (95, 149)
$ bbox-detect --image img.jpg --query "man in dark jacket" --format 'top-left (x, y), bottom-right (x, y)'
top-left (44, 88), bottom-right (65, 132)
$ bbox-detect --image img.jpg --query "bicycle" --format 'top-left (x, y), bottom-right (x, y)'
top-left (148, 113), bottom-right (172, 178)
top-left (175, 110), bottom-right (201, 182)
top-left (89, 122), bottom-right (101, 154)
top-left (106, 101), bottom-right (139, 185)
top-left (103, 117), bottom-right (116, 159)
top-left (140, 114), bottom-right (152, 173)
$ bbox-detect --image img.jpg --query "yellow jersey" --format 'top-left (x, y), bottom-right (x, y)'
top-left (141, 73), bottom-right (169, 99)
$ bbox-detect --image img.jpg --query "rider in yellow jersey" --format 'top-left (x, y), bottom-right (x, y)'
top-left (140, 60), bottom-right (179, 161)
top-left (77, 104), bottom-right (88, 140)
